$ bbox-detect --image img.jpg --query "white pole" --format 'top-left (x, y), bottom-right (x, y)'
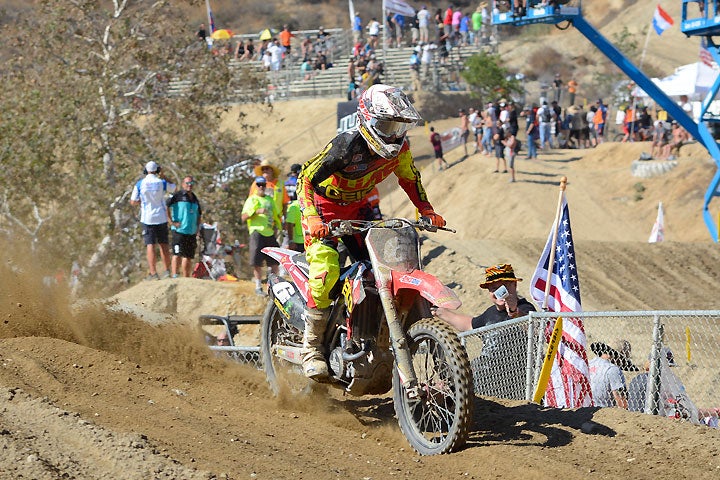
top-left (382, 0), bottom-right (387, 66)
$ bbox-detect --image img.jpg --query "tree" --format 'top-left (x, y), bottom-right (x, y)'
top-left (460, 52), bottom-right (523, 102)
top-left (0, 0), bottom-right (268, 294)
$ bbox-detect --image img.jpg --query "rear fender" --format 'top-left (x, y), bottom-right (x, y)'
top-left (391, 269), bottom-right (462, 309)
top-left (262, 247), bottom-right (311, 303)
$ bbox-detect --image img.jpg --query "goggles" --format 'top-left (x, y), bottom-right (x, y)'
top-left (370, 118), bottom-right (415, 139)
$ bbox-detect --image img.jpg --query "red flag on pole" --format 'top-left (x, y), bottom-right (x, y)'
top-left (529, 185), bottom-right (593, 408)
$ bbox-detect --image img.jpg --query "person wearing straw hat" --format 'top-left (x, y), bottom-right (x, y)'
top-left (588, 339), bottom-right (637, 409)
top-left (435, 264), bottom-right (536, 332)
top-left (434, 263), bottom-right (536, 398)
top-left (249, 158), bottom-right (289, 224)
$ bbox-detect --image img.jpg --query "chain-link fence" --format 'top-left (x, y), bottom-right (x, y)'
top-left (459, 310), bottom-right (720, 428)
top-left (199, 314), bottom-right (262, 369)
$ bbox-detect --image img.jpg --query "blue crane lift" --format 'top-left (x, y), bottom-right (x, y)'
top-left (492, 0), bottom-right (720, 241)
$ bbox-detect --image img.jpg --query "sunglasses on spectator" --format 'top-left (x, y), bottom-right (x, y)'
top-left (256, 183), bottom-right (266, 187)
top-left (184, 181), bottom-right (194, 185)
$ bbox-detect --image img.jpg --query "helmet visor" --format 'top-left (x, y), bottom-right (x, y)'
top-left (370, 118), bottom-right (415, 139)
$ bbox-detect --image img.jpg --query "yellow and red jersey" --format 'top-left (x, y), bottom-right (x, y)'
top-left (298, 130), bottom-right (432, 218)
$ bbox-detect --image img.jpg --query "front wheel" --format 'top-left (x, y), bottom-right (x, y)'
top-left (392, 318), bottom-right (474, 455)
top-left (260, 301), bottom-right (308, 396)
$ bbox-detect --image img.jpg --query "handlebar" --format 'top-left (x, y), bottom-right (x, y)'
top-left (326, 218), bottom-right (456, 237)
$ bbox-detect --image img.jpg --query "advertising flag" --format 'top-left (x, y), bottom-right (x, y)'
top-left (530, 194), bottom-right (593, 408)
top-left (648, 201), bottom-right (665, 243)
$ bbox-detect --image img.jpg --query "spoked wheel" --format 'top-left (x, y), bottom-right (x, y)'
top-left (260, 301), bottom-right (309, 396)
top-left (392, 318), bottom-right (474, 455)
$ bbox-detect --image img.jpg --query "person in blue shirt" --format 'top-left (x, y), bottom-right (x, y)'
top-left (166, 176), bottom-right (202, 278)
top-left (353, 12), bottom-right (363, 43)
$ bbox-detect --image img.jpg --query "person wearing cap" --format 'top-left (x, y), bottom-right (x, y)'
top-left (435, 264), bottom-right (536, 332)
top-left (130, 161), bottom-right (176, 280)
top-left (166, 176), bottom-right (202, 278)
top-left (241, 176), bottom-right (281, 295)
top-left (588, 339), bottom-right (634, 409)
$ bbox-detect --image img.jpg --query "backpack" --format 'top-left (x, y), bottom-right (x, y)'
top-left (541, 107), bottom-right (552, 123)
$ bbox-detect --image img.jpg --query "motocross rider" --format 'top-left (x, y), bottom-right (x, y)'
top-left (297, 84), bottom-right (446, 379)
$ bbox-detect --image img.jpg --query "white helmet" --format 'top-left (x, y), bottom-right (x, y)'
top-left (357, 84), bottom-right (421, 159)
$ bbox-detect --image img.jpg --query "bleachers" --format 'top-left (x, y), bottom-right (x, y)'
top-left (167, 28), bottom-right (497, 101)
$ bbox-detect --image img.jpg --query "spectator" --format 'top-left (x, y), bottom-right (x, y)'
top-left (353, 12), bottom-right (363, 43)
top-left (417, 5), bottom-right (431, 44)
top-left (459, 11), bottom-right (470, 46)
top-left (567, 77), bottom-right (578, 106)
top-left (284, 163), bottom-right (301, 202)
top-left (196, 23), bottom-right (207, 43)
top-left (471, 6), bottom-right (483, 46)
top-left (250, 159), bottom-right (290, 222)
top-left (430, 126), bottom-right (449, 171)
top-left (493, 121), bottom-right (507, 173)
top-left (392, 13), bottom-right (405, 47)
top-left (553, 73), bottom-right (563, 104)
top-left (216, 331), bottom-right (231, 346)
top-left (443, 4), bottom-right (454, 37)
top-left (420, 41), bottom-right (437, 82)
top-left (593, 98), bottom-right (608, 143)
top-left (589, 340), bottom-right (636, 409)
top-left (367, 17), bottom-right (380, 49)
top-left (301, 57), bottom-right (314, 80)
top-left (234, 39), bottom-right (245, 60)
top-left (628, 346), bottom-right (701, 422)
top-left (301, 35), bottom-right (313, 60)
top-left (434, 264), bottom-right (536, 398)
top-left (458, 108), bottom-right (470, 157)
top-left (241, 176), bottom-right (281, 295)
top-left (267, 38), bottom-right (285, 72)
top-left (130, 161), bottom-right (175, 280)
top-left (243, 38), bottom-right (255, 60)
top-left (166, 176), bottom-right (202, 278)
top-left (409, 46), bottom-right (422, 91)
top-left (285, 198), bottom-right (304, 252)
top-left (663, 121), bottom-right (689, 159)
top-left (503, 131), bottom-right (519, 183)
top-left (523, 104), bottom-right (539, 159)
top-left (279, 25), bottom-right (294, 58)
top-left (436, 263), bottom-right (536, 331)
top-left (469, 107), bottom-right (483, 154)
top-left (434, 8), bottom-right (444, 42)
top-left (410, 13), bottom-right (420, 45)
top-left (537, 101), bottom-right (555, 150)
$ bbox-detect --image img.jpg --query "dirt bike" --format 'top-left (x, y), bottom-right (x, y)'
top-left (260, 217), bottom-right (474, 455)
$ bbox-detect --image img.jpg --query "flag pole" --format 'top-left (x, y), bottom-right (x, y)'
top-left (542, 176), bottom-right (567, 311)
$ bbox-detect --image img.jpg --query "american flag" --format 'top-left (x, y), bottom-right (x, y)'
top-left (700, 38), bottom-right (715, 69)
top-left (529, 193), bottom-right (593, 408)
top-left (205, 0), bottom-right (216, 34)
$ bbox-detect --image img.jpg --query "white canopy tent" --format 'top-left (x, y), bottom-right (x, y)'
top-left (632, 62), bottom-right (719, 99)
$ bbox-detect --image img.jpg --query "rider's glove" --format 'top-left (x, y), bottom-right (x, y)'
top-left (419, 208), bottom-right (446, 228)
top-left (305, 215), bottom-right (329, 238)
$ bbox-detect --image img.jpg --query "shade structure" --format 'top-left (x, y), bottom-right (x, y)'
top-left (211, 29), bottom-right (233, 40)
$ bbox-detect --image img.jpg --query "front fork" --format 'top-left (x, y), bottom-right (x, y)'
top-left (377, 281), bottom-right (421, 400)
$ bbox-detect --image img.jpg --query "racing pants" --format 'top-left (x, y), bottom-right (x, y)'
top-left (302, 196), bottom-right (374, 309)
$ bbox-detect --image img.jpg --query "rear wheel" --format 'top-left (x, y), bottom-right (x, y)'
top-left (260, 301), bottom-right (308, 396)
top-left (392, 318), bottom-right (474, 455)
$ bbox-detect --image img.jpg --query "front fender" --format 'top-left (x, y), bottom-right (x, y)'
top-left (391, 270), bottom-right (462, 309)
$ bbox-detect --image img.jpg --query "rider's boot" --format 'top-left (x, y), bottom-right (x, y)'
top-left (302, 307), bottom-right (330, 379)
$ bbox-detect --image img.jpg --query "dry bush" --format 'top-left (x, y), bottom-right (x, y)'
top-left (524, 45), bottom-right (569, 80)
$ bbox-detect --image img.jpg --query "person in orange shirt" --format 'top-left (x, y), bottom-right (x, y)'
top-left (567, 78), bottom-right (578, 106)
top-left (279, 24), bottom-right (295, 57)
